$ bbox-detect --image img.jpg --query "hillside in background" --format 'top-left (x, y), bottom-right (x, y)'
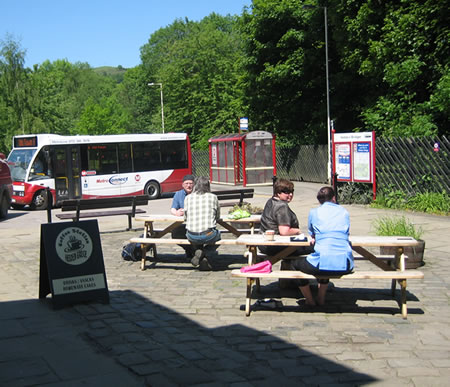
top-left (93, 66), bottom-right (127, 82)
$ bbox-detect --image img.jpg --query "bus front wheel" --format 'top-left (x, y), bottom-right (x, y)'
top-left (145, 181), bottom-right (160, 200)
top-left (30, 190), bottom-right (48, 210)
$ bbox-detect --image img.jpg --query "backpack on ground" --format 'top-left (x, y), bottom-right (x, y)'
top-left (122, 234), bottom-right (144, 262)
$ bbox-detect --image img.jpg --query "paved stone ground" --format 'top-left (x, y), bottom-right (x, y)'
top-left (1, 182), bottom-right (449, 386)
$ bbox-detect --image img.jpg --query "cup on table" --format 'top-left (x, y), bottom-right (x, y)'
top-left (264, 230), bottom-right (275, 241)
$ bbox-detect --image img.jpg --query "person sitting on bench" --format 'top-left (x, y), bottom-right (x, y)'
top-left (259, 178), bottom-right (312, 257)
top-left (184, 176), bottom-right (221, 271)
top-left (292, 186), bottom-right (354, 306)
top-left (170, 174), bottom-right (196, 260)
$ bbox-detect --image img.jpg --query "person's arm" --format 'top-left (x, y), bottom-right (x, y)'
top-left (171, 191), bottom-right (185, 216)
top-left (276, 204), bottom-right (302, 236)
top-left (171, 207), bottom-right (184, 216)
top-left (214, 195), bottom-right (220, 221)
top-left (307, 211), bottom-right (315, 245)
top-left (278, 224), bottom-right (302, 236)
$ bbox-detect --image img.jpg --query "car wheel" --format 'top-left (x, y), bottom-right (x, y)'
top-left (144, 181), bottom-right (160, 200)
top-left (0, 195), bottom-right (8, 218)
top-left (30, 190), bottom-right (48, 210)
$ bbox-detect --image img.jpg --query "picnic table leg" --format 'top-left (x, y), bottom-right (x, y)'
top-left (140, 245), bottom-right (147, 271)
top-left (399, 279), bottom-right (407, 319)
top-left (245, 278), bottom-right (253, 316)
top-left (148, 222), bottom-right (158, 259)
top-left (247, 246), bottom-right (261, 291)
top-left (391, 247), bottom-right (405, 296)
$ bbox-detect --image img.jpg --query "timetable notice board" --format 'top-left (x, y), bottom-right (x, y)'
top-left (332, 131), bottom-right (376, 197)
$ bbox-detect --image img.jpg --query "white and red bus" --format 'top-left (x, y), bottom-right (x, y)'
top-left (7, 133), bottom-right (192, 209)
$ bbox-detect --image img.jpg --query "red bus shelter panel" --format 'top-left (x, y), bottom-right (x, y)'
top-left (209, 131), bottom-right (275, 186)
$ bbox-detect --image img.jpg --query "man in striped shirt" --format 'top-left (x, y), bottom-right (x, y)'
top-left (184, 176), bottom-right (221, 271)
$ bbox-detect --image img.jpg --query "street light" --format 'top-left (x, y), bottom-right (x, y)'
top-left (303, 4), bottom-right (331, 183)
top-left (148, 82), bottom-right (165, 133)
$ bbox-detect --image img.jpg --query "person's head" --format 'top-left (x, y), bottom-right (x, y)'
top-left (273, 178), bottom-right (295, 202)
top-left (193, 176), bottom-right (211, 194)
top-left (182, 174), bottom-right (195, 194)
top-left (317, 186), bottom-right (335, 204)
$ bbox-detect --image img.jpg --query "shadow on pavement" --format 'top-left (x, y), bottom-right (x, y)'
top-left (1, 291), bottom-right (378, 386)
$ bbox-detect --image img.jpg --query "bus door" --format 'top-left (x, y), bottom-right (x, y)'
top-left (52, 146), bottom-right (81, 203)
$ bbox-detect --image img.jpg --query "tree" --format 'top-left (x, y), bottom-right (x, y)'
top-left (334, 0), bottom-right (449, 137)
top-left (140, 14), bottom-right (246, 148)
top-left (0, 35), bottom-right (30, 151)
top-left (116, 65), bottom-right (154, 133)
top-left (240, 0), bottom-right (331, 146)
top-left (75, 95), bottom-right (130, 135)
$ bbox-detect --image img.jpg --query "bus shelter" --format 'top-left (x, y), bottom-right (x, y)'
top-left (209, 131), bottom-right (276, 186)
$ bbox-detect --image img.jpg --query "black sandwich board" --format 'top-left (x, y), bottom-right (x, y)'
top-left (39, 219), bottom-right (109, 309)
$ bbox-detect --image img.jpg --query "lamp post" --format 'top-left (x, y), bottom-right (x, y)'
top-left (303, 5), bottom-right (331, 183)
top-left (148, 82), bottom-right (165, 133)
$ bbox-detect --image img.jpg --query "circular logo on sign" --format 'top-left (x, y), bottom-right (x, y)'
top-left (55, 227), bottom-right (93, 265)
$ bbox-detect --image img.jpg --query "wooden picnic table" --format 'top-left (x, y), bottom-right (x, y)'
top-left (133, 214), bottom-right (261, 270)
top-left (233, 234), bottom-right (424, 317)
top-left (135, 214), bottom-right (261, 238)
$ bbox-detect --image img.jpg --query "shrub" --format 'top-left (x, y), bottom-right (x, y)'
top-left (372, 216), bottom-right (424, 240)
top-left (406, 192), bottom-right (450, 215)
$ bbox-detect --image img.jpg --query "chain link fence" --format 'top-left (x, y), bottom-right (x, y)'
top-left (193, 135), bottom-right (450, 196)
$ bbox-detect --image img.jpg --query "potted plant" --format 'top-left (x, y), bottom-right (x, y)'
top-left (372, 216), bottom-right (425, 268)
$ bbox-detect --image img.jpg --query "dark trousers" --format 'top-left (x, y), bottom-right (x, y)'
top-left (186, 228), bottom-right (221, 258)
top-left (258, 245), bottom-right (313, 257)
top-left (291, 257), bottom-right (353, 287)
top-left (171, 224), bottom-right (195, 257)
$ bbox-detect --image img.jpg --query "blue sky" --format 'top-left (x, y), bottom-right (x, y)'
top-left (1, 0), bottom-right (251, 69)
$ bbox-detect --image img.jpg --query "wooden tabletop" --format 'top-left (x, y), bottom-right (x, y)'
top-left (135, 214), bottom-right (261, 223)
top-left (236, 234), bottom-right (419, 247)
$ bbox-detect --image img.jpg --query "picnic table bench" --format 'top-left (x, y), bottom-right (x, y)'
top-left (129, 236), bottom-right (239, 270)
top-left (232, 234), bottom-right (425, 318)
top-left (55, 195), bottom-right (149, 230)
top-left (212, 188), bottom-right (254, 207)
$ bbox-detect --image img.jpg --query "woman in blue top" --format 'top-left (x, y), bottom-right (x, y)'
top-left (292, 186), bottom-right (354, 306)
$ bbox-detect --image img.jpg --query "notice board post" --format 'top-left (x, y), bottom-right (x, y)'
top-left (39, 219), bottom-right (109, 309)
top-left (332, 131), bottom-right (376, 200)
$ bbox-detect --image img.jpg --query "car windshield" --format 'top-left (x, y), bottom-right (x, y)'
top-left (7, 149), bottom-right (36, 182)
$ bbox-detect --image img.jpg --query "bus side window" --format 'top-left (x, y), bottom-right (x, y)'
top-left (162, 141), bottom-right (187, 169)
top-left (89, 144), bottom-right (118, 175)
top-left (118, 143), bottom-right (132, 173)
top-left (133, 141), bottom-right (162, 172)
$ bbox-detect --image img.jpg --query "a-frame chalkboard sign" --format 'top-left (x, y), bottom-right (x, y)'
top-left (39, 219), bottom-right (109, 309)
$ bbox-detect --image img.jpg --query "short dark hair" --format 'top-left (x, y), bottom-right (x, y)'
top-left (273, 178), bottom-right (294, 196)
top-left (183, 174), bottom-right (195, 182)
top-left (317, 186), bottom-right (335, 204)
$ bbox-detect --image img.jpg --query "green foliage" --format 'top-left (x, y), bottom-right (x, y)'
top-left (337, 182), bottom-right (373, 205)
top-left (228, 202), bottom-right (263, 215)
top-left (75, 95), bottom-right (131, 135)
top-left (140, 14), bottom-right (246, 147)
top-left (372, 189), bottom-right (450, 215)
top-left (372, 190), bottom-right (408, 210)
top-left (93, 66), bottom-right (127, 83)
top-left (372, 216), bottom-right (424, 240)
top-left (1, 1), bottom-right (449, 154)
top-left (407, 192), bottom-right (450, 215)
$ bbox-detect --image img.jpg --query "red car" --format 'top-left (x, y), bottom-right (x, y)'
top-left (0, 152), bottom-right (13, 218)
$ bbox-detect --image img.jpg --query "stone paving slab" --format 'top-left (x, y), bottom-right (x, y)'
top-left (0, 182), bottom-right (449, 385)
